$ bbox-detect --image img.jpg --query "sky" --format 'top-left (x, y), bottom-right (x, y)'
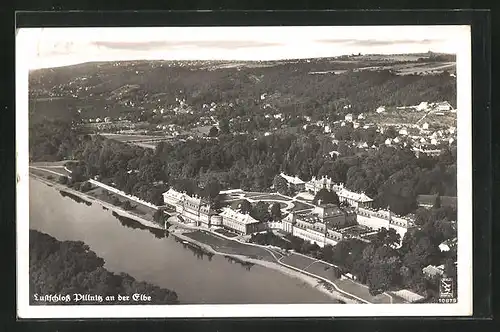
top-left (17, 26), bottom-right (469, 69)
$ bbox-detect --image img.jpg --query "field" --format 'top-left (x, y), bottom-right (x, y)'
top-left (99, 133), bottom-right (175, 150)
top-left (214, 228), bottom-right (238, 238)
top-left (393, 62), bottom-right (456, 75)
top-left (184, 230), bottom-right (275, 261)
top-left (280, 253), bottom-right (318, 270)
top-left (244, 193), bottom-right (290, 201)
top-left (363, 108), bottom-right (456, 128)
top-left (86, 187), bottom-right (157, 221)
top-left (29, 165), bottom-right (72, 178)
top-left (100, 133), bottom-right (173, 142)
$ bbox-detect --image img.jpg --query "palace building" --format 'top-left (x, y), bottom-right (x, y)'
top-left (305, 175), bottom-right (336, 194)
top-left (220, 207), bottom-right (266, 235)
top-left (163, 188), bottom-right (220, 227)
top-left (282, 203), bottom-right (356, 247)
top-left (305, 177), bottom-right (374, 209)
top-left (279, 172), bottom-right (306, 192)
top-left (332, 183), bottom-right (374, 209)
top-left (356, 207), bottom-right (415, 240)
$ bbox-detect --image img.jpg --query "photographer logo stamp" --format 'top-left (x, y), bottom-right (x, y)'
top-left (438, 277), bottom-right (457, 303)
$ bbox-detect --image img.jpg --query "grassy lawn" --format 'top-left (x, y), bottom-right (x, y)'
top-left (291, 201), bottom-right (314, 212)
top-left (101, 134), bottom-right (166, 142)
top-left (31, 160), bottom-right (72, 167)
top-left (242, 191), bottom-right (269, 198)
top-left (30, 166), bottom-right (71, 177)
top-left (214, 228), bottom-right (238, 238)
top-left (183, 230), bottom-right (275, 261)
top-left (334, 279), bottom-right (392, 304)
top-left (249, 194), bottom-right (291, 201)
top-left (364, 109), bottom-right (456, 128)
top-left (86, 187), bottom-right (157, 221)
top-left (29, 168), bottom-right (57, 179)
top-left (267, 202), bottom-right (288, 209)
top-left (304, 262), bottom-right (339, 280)
top-left (280, 253), bottom-right (318, 270)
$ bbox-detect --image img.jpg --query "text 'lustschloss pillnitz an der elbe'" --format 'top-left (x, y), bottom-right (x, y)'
top-left (33, 293), bottom-right (152, 303)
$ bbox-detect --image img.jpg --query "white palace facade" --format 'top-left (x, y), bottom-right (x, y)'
top-left (305, 176), bottom-right (374, 209)
top-left (163, 188), bottom-right (221, 228)
top-left (219, 208), bottom-right (266, 235)
top-left (356, 207), bottom-right (415, 240)
top-left (164, 177), bottom-right (416, 243)
top-left (163, 188), bottom-right (265, 234)
top-left (282, 203), bottom-right (357, 247)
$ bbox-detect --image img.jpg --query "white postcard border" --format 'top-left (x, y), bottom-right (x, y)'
top-left (16, 25), bottom-right (473, 318)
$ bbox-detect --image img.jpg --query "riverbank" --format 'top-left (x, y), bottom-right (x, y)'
top-left (29, 172), bottom-right (165, 231)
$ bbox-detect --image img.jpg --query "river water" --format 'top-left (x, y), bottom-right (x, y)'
top-left (29, 178), bottom-right (332, 304)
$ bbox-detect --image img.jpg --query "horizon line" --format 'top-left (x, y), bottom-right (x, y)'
top-left (29, 51), bottom-right (456, 71)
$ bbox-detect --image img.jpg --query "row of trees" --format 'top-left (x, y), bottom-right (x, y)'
top-left (237, 200), bottom-right (282, 223)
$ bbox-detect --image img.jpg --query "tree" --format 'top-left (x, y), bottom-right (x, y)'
top-left (203, 178), bottom-right (221, 202)
top-left (270, 203), bottom-right (282, 221)
top-left (374, 228), bottom-right (401, 249)
top-left (368, 263), bottom-right (394, 295)
top-left (79, 181), bottom-right (92, 192)
top-left (111, 197), bottom-right (122, 206)
top-left (412, 236), bottom-right (436, 268)
top-left (219, 118), bottom-right (230, 135)
top-left (384, 126), bottom-right (397, 139)
top-left (29, 230), bottom-right (179, 304)
top-left (433, 194), bottom-right (441, 209)
top-left (273, 174), bottom-right (289, 195)
top-left (251, 201), bottom-right (270, 222)
top-left (444, 258), bottom-right (457, 278)
top-left (312, 188), bottom-right (340, 206)
top-left (208, 126), bottom-right (219, 137)
top-left (153, 209), bottom-right (165, 224)
top-left (321, 244), bottom-right (334, 262)
top-left (239, 200), bottom-right (252, 214)
top-left (122, 201), bottom-right (134, 211)
top-left (331, 240), bottom-right (350, 265)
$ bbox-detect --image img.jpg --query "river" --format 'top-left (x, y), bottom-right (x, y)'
top-left (29, 178), bottom-right (333, 304)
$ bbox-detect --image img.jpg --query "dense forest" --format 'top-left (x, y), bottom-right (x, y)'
top-left (29, 230), bottom-right (179, 305)
top-left (29, 118), bottom-right (456, 216)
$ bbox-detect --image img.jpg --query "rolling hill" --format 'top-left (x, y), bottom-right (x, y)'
top-left (28, 53), bottom-right (457, 123)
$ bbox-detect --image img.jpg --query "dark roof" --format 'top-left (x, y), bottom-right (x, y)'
top-left (417, 195), bottom-right (457, 207)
